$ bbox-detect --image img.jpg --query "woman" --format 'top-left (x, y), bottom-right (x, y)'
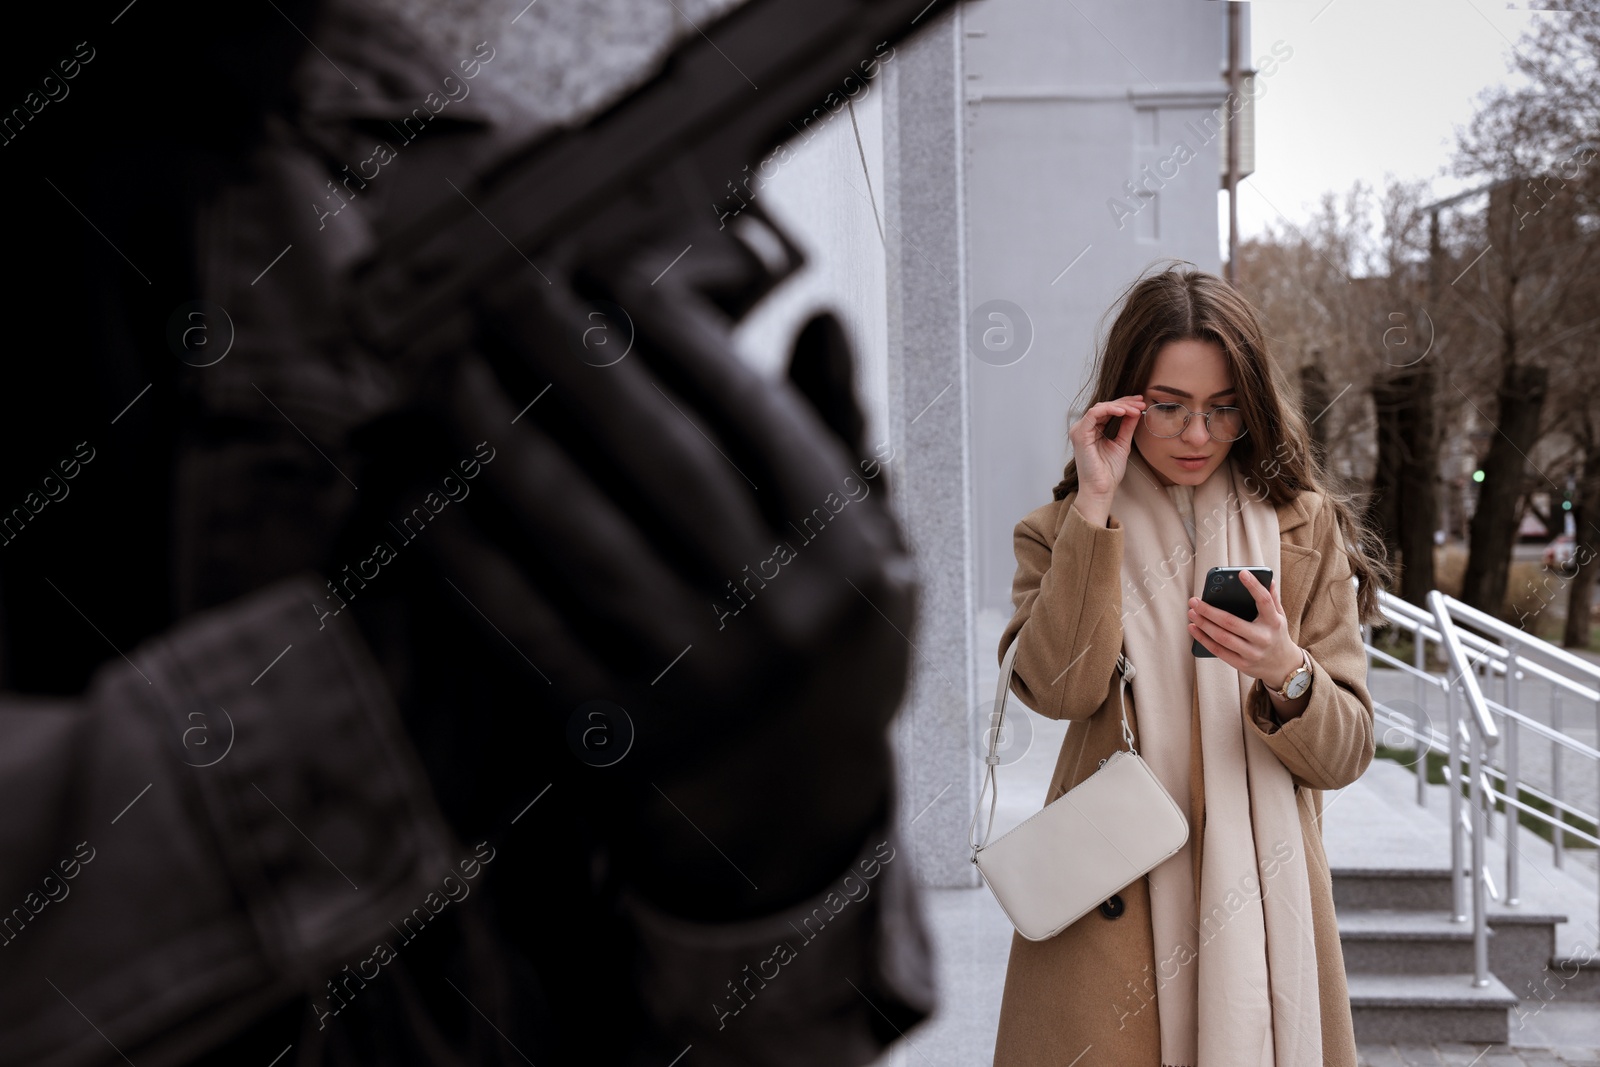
top-left (990, 265), bottom-right (1394, 1067)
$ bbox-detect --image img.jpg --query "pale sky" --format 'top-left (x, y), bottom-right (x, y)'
top-left (1234, 0), bottom-right (1556, 244)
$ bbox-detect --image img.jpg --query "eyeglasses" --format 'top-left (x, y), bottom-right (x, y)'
top-left (1142, 401), bottom-right (1247, 443)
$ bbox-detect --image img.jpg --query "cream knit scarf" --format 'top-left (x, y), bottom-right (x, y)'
top-left (1109, 447), bottom-right (1320, 1067)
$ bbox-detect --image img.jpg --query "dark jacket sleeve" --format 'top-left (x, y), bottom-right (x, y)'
top-left (998, 493), bottom-right (1128, 721)
top-left (617, 818), bottom-right (933, 1067)
top-left (1243, 496), bottom-right (1376, 791)
top-left (0, 568), bottom-right (938, 1067)
top-left (0, 571), bottom-right (464, 1067)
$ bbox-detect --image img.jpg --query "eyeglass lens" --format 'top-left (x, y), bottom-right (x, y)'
top-left (1144, 403), bottom-right (1246, 442)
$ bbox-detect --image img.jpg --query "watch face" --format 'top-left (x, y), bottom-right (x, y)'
top-left (1286, 671), bottom-right (1311, 699)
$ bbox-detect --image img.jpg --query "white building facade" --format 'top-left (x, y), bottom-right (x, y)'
top-left (735, 0), bottom-right (1252, 885)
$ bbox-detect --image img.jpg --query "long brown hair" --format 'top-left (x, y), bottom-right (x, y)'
top-left (1050, 262), bottom-right (1395, 623)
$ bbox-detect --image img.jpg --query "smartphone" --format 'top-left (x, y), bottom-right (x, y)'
top-left (1192, 566), bottom-right (1273, 658)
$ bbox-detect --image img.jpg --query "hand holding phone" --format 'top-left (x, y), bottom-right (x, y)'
top-left (1191, 566), bottom-right (1273, 658)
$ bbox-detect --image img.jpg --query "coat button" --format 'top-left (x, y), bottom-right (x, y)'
top-left (1099, 894), bottom-right (1125, 919)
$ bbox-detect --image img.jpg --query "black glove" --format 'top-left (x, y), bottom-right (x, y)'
top-left (351, 217), bottom-right (918, 921)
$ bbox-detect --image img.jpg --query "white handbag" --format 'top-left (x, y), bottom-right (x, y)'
top-left (968, 640), bottom-right (1189, 941)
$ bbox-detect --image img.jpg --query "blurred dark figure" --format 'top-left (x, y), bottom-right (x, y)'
top-left (0, 2), bottom-right (934, 1064)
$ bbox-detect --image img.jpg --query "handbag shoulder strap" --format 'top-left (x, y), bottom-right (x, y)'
top-left (967, 640), bottom-right (1139, 857)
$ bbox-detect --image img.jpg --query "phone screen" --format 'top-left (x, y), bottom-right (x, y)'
top-left (1192, 566), bottom-right (1273, 658)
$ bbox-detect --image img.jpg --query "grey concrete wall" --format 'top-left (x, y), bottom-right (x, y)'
top-left (722, 23), bottom-right (976, 888)
top-left (963, 0), bottom-right (1236, 617)
top-left (883, 7), bottom-right (981, 889)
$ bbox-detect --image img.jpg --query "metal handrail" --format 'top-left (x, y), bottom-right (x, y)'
top-left (1445, 596), bottom-right (1600, 684)
top-left (1427, 594), bottom-right (1502, 747)
top-left (1488, 779), bottom-right (1600, 848)
top-left (1479, 696), bottom-right (1600, 761)
top-left (1364, 588), bottom-right (1600, 989)
top-left (1374, 593), bottom-right (1600, 703)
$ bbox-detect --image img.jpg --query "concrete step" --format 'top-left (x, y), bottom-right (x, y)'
top-left (1484, 910), bottom-right (1570, 1002)
top-left (1346, 972), bottom-right (1517, 1044)
top-left (1331, 867), bottom-right (1456, 912)
top-left (1326, 756), bottom-right (1600, 999)
top-left (1339, 908), bottom-right (1481, 974)
top-left (1545, 949), bottom-right (1600, 1002)
top-left (1336, 905), bottom-right (1572, 1000)
top-left (1324, 762), bottom-right (1567, 1040)
top-left (1324, 757), bottom-right (1456, 914)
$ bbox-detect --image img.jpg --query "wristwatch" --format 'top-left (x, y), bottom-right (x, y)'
top-left (1275, 647), bottom-right (1313, 700)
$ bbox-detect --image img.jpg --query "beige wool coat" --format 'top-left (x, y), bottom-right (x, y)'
top-left (990, 487), bottom-right (1375, 1067)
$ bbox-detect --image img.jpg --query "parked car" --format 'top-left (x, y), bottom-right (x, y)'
top-left (1543, 533), bottom-right (1576, 570)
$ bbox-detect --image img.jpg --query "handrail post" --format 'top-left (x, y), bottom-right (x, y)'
top-left (1504, 640), bottom-right (1520, 907)
top-left (1429, 590), bottom-right (1501, 977)
top-left (1447, 678), bottom-right (1465, 922)
top-left (1470, 719), bottom-right (1491, 986)
top-left (1415, 621), bottom-right (1427, 807)
top-left (1552, 685), bottom-right (1563, 869)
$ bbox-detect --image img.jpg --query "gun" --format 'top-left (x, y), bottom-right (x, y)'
top-left (347, 0), bottom-right (957, 359)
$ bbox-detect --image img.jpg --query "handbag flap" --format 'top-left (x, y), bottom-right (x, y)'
top-left (972, 750), bottom-right (1188, 941)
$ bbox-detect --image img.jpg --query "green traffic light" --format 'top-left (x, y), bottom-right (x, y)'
top-left (1472, 470), bottom-right (1485, 483)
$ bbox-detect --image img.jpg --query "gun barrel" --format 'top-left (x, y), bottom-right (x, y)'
top-left (348, 0), bottom-right (956, 352)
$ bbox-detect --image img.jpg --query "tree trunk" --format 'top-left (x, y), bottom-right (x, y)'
top-left (1461, 362), bottom-right (1549, 616)
top-left (1370, 373), bottom-right (1405, 578)
top-left (1397, 359), bottom-right (1440, 606)
top-left (1561, 445), bottom-right (1600, 649)
top-left (1299, 362), bottom-right (1330, 469)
